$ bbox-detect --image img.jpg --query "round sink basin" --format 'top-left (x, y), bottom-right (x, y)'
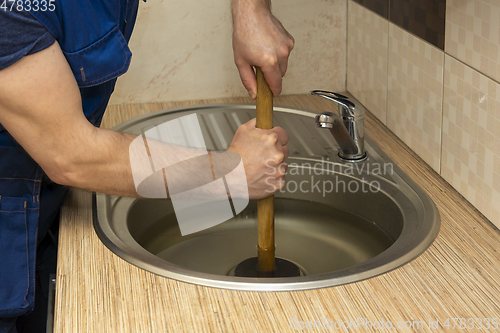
top-left (129, 184), bottom-right (396, 277)
top-left (94, 102), bottom-right (440, 291)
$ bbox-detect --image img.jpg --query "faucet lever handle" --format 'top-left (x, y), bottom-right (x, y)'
top-left (310, 90), bottom-right (356, 117)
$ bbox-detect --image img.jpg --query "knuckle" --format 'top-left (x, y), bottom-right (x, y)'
top-left (267, 132), bottom-right (279, 145)
top-left (278, 163), bottom-right (287, 175)
top-left (278, 44), bottom-right (290, 57)
top-left (275, 152), bottom-right (285, 164)
top-left (262, 53), bottom-right (279, 67)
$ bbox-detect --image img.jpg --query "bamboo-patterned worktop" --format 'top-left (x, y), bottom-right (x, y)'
top-left (54, 95), bottom-right (500, 332)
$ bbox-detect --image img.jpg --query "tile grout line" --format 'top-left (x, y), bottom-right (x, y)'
top-left (446, 53), bottom-right (500, 86)
top-left (439, 51), bottom-right (446, 177)
top-left (345, 0), bottom-right (349, 91)
top-left (385, 0), bottom-right (390, 126)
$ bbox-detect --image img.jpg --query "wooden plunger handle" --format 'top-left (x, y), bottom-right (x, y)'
top-left (256, 67), bottom-right (275, 273)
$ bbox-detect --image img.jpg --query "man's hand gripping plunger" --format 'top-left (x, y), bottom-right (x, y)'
top-left (227, 118), bottom-right (288, 199)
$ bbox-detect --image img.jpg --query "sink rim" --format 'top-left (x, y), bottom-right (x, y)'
top-left (94, 102), bottom-right (440, 291)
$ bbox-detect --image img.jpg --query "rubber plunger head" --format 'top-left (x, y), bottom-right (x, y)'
top-left (233, 257), bottom-right (302, 278)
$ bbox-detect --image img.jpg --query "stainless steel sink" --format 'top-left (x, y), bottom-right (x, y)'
top-left (94, 99), bottom-right (440, 291)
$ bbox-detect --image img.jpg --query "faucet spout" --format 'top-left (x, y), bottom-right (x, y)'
top-left (315, 112), bottom-right (359, 155)
top-left (311, 91), bottom-right (366, 161)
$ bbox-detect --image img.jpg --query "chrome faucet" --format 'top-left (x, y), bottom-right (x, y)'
top-left (310, 90), bottom-right (366, 161)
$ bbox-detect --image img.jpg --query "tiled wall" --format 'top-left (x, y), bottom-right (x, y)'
top-left (387, 24), bottom-right (444, 172)
top-left (348, 0), bottom-right (500, 228)
top-left (109, 0), bottom-right (346, 104)
top-left (347, 2), bottom-right (388, 122)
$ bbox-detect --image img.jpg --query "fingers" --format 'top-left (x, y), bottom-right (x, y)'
top-left (266, 128), bottom-right (288, 176)
top-left (273, 16), bottom-right (295, 52)
top-left (243, 121), bottom-right (289, 165)
top-left (261, 20), bottom-right (294, 96)
top-left (228, 119), bottom-right (290, 198)
top-left (286, 32), bottom-right (295, 51)
top-left (273, 175), bottom-right (286, 192)
top-left (261, 59), bottom-right (283, 97)
top-left (235, 117), bottom-right (289, 175)
top-left (236, 63), bottom-right (257, 99)
top-left (276, 145), bottom-right (288, 176)
top-left (243, 119), bottom-right (288, 144)
top-left (280, 144), bottom-right (289, 163)
top-left (260, 44), bottom-right (292, 96)
top-left (271, 126), bottom-right (289, 145)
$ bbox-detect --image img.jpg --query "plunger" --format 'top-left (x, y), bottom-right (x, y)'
top-left (233, 67), bottom-right (301, 278)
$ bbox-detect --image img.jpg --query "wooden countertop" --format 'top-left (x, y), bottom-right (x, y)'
top-left (54, 95), bottom-right (500, 332)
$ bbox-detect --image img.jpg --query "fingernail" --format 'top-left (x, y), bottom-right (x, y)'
top-left (248, 90), bottom-right (256, 99)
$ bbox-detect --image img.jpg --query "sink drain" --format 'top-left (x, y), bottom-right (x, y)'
top-left (230, 257), bottom-right (305, 278)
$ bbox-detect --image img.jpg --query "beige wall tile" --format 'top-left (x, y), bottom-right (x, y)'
top-left (387, 24), bottom-right (444, 172)
top-left (442, 55), bottom-right (500, 228)
top-left (109, 0), bottom-right (346, 105)
top-left (347, 0), bottom-right (388, 124)
top-left (446, 0), bottom-right (500, 82)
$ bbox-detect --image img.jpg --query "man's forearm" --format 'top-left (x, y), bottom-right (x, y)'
top-left (231, 0), bottom-right (271, 15)
top-left (60, 127), bottom-right (139, 197)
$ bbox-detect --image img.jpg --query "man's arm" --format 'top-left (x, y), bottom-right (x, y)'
top-left (0, 42), bottom-right (138, 196)
top-left (231, 0), bottom-right (294, 99)
top-left (0, 42), bottom-right (288, 198)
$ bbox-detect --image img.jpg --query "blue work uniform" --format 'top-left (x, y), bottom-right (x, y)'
top-left (0, 0), bottom-right (141, 327)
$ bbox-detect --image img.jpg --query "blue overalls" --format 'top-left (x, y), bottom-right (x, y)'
top-left (0, 0), bottom-right (141, 321)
